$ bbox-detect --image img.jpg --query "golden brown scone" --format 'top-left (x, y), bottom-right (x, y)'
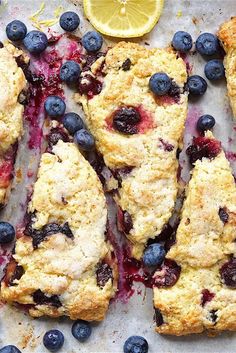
top-left (1, 141), bottom-right (117, 321)
top-left (218, 17), bottom-right (236, 118)
top-left (0, 43), bottom-right (27, 206)
top-left (75, 41), bottom-right (188, 259)
top-left (154, 264), bottom-right (236, 335)
top-left (154, 132), bottom-right (236, 335)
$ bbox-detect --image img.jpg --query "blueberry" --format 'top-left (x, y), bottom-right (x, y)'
top-left (113, 107), bottom-right (140, 135)
top-left (74, 129), bottom-right (95, 151)
top-left (197, 115), bottom-right (215, 132)
top-left (143, 243), bottom-right (166, 267)
top-left (71, 320), bottom-right (92, 342)
top-left (59, 11), bottom-right (80, 32)
top-left (149, 73), bottom-right (172, 96)
top-left (0, 222), bottom-right (15, 244)
top-left (60, 60), bottom-right (81, 84)
top-left (44, 96), bottom-right (66, 118)
top-left (187, 75), bottom-right (207, 96)
top-left (172, 31), bottom-right (192, 52)
top-left (123, 336), bottom-right (148, 353)
top-left (196, 33), bottom-right (220, 56)
top-left (220, 258), bottom-right (236, 288)
top-left (6, 20), bottom-right (27, 41)
top-left (81, 31), bottom-right (103, 53)
top-left (23, 30), bottom-right (48, 54)
top-left (43, 330), bottom-right (64, 352)
top-left (0, 345), bottom-right (21, 353)
top-left (62, 112), bottom-right (85, 135)
top-left (204, 59), bottom-right (225, 81)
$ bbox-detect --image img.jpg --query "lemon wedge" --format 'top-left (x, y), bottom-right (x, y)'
top-left (83, 0), bottom-right (164, 38)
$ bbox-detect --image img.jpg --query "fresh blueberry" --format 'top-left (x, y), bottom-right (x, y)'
top-left (6, 20), bottom-right (27, 41)
top-left (60, 60), bottom-right (81, 84)
top-left (62, 112), bottom-right (85, 135)
top-left (44, 96), bottom-right (66, 118)
top-left (0, 345), bottom-right (21, 353)
top-left (149, 73), bottom-right (172, 96)
top-left (23, 30), bottom-right (48, 54)
top-left (172, 31), bottom-right (192, 52)
top-left (81, 31), bottom-right (103, 53)
top-left (197, 115), bottom-right (215, 132)
top-left (0, 222), bottom-right (15, 244)
top-left (71, 320), bottom-right (92, 342)
top-left (187, 75), bottom-right (207, 96)
top-left (123, 336), bottom-right (148, 353)
top-left (74, 129), bottom-right (95, 151)
top-left (59, 11), bottom-right (80, 32)
top-left (204, 59), bottom-right (225, 81)
top-left (196, 33), bottom-right (220, 56)
top-left (43, 330), bottom-right (64, 352)
top-left (143, 243), bottom-right (166, 267)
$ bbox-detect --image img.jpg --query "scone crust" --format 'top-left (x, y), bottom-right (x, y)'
top-left (218, 17), bottom-right (236, 117)
top-left (76, 41), bottom-right (188, 258)
top-left (0, 43), bottom-right (27, 205)
top-left (1, 141), bottom-right (116, 321)
top-left (154, 133), bottom-right (236, 335)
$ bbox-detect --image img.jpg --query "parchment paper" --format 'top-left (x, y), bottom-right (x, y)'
top-left (0, 1), bottom-right (236, 352)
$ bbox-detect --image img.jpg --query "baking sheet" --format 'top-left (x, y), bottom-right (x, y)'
top-left (1, 0), bottom-right (236, 352)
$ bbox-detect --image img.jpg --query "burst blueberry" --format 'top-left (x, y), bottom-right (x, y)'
top-left (149, 73), bottom-right (171, 96)
top-left (71, 320), bottom-right (92, 342)
top-left (0, 222), bottom-right (15, 244)
top-left (123, 336), bottom-right (148, 353)
top-left (82, 31), bottom-right (103, 53)
top-left (187, 75), bottom-right (207, 96)
top-left (23, 30), bottom-right (48, 54)
top-left (43, 330), bottom-right (64, 352)
top-left (143, 243), bottom-right (166, 267)
top-left (44, 96), bottom-right (66, 118)
top-left (62, 112), bottom-right (85, 135)
top-left (59, 11), bottom-right (80, 32)
top-left (0, 346), bottom-right (21, 353)
top-left (196, 32), bottom-right (220, 56)
top-left (6, 20), bottom-right (27, 41)
top-left (74, 129), bottom-right (95, 151)
top-left (204, 59), bottom-right (225, 81)
top-left (172, 31), bottom-right (192, 52)
top-left (197, 115), bottom-right (215, 132)
top-left (60, 60), bottom-right (81, 84)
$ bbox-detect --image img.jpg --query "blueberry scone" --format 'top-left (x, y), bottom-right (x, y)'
top-left (1, 139), bottom-right (116, 321)
top-left (218, 17), bottom-right (236, 118)
top-left (154, 132), bottom-right (236, 335)
top-left (75, 42), bottom-right (188, 259)
top-left (0, 43), bottom-right (27, 207)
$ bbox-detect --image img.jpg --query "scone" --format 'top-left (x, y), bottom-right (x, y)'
top-left (75, 41), bottom-right (188, 259)
top-left (218, 17), bottom-right (236, 118)
top-left (154, 132), bottom-right (236, 335)
top-left (1, 139), bottom-right (117, 321)
top-left (0, 43), bottom-right (27, 207)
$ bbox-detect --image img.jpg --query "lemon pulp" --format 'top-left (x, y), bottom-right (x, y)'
top-left (83, 0), bottom-right (164, 38)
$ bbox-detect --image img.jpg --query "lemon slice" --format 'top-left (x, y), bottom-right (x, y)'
top-left (83, 0), bottom-right (164, 38)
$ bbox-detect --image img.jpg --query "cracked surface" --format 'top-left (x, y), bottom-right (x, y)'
top-left (154, 133), bottom-right (236, 335)
top-left (1, 141), bottom-right (116, 321)
top-left (75, 41), bottom-right (188, 258)
top-left (218, 17), bottom-right (236, 118)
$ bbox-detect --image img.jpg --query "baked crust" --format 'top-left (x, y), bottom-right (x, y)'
top-left (1, 141), bottom-right (116, 321)
top-left (154, 132), bottom-right (236, 335)
top-left (75, 41), bottom-right (188, 258)
top-left (218, 17), bottom-right (236, 118)
top-left (0, 43), bottom-right (27, 206)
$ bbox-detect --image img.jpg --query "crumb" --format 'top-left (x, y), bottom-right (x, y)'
top-left (192, 16), bottom-right (198, 25)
